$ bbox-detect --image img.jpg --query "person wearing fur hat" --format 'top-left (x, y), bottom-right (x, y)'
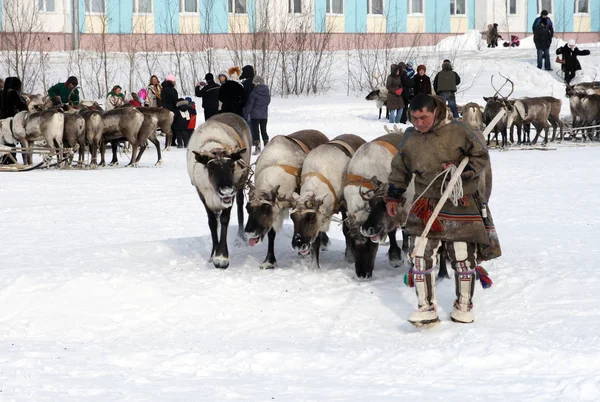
top-left (195, 73), bottom-right (220, 120)
top-left (172, 98), bottom-right (191, 148)
top-left (414, 65), bottom-right (432, 95)
top-left (217, 71), bottom-right (228, 84)
top-left (556, 40), bottom-right (590, 85)
top-left (244, 76), bottom-right (271, 155)
top-left (219, 67), bottom-right (244, 116)
top-left (433, 59), bottom-right (460, 118)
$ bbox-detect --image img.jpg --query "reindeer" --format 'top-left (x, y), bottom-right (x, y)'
top-left (483, 74), bottom-right (514, 148)
top-left (290, 134), bottom-right (366, 269)
top-left (343, 132), bottom-right (408, 278)
top-left (506, 98), bottom-right (551, 145)
top-left (137, 107), bottom-right (174, 151)
top-left (99, 108), bottom-right (146, 167)
top-left (244, 129), bottom-right (329, 269)
top-left (187, 113), bottom-right (251, 269)
top-left (365, 87), bottom-right (389, 120)
top-left (568, 93), bottom-right (600, 141)
top-left (62, 113), bottom-right (86, 168)
top-left (460, 102), bottom-right (484, 131)
top-left (77, 108), bottom-right (104, 168)
top-left (11, 109), bottom-right (65, 165)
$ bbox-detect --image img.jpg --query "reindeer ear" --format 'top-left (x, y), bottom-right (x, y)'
top-left (270, 184), bottom-right (281, 201)
top-left (483, 97), bottom-right (490, 102)
top-left (193, 150), bottom-right (212, 165)
top-left (231, 148), bottom-right (246, 161)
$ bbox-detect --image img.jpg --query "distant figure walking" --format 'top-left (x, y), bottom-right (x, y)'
top-left (556, 39), bottom-right (590, 85)
top-left (244, 76), bottom-right (271, 155)
top-left (433, 59), bottom-right (461, 118)
top-left (486, 23), bottom-right (501, 48)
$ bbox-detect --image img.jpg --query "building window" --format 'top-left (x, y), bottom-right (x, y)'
top-left (408, 0), bottom-right (423, 14)
top-left (85, 0), bottom-right (105, 13)
top-left (575, 0), bottom-right (588, 13)
top-left (326, 0), bottom-right (343, 14)
top-left (289, 0), bottom-right (301, 13)
top-left (538, 0), bottom-right (552, 14)
top-left (181, 0), bottom-right (198, 13)
top-left (133, 0), bottom-right (152, 13)
top-left (508, 0), bottom-right (517, 14)
top-left (38, 0), bottom-right (55, 12)
top-left (368, 0), bottom-right (384, 15)
top-left (229, 0), bottom-right (247, 14)
top-left (450, 0), bottom-right (466, 15)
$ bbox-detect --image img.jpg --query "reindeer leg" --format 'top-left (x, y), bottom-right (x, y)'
top-left (320, 232), bottom-right (330, 251)
top-left (310, 233), bottom-right (322, 270)
top-left (205, 205), bottom-right (219, 263)
top-left (341, 209), bottom-right (355, 264)
top-left (109, 140), bottom-right (119, 166)
top-left (261, 228), bottom-right (277, 269)
top-left (378, 108), bottom-right (382, 120)
top-left (388, 229), bottom-right (403, 268)
top-left (235, 188), bottom-right (246, 246)
top-left (213, 206), bottom-right (232, 269)
top-left (146, 135), bottom-right (162, 166)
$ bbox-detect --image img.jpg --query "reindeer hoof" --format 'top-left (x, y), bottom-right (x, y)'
top-left (213, 255), bottom-right (230, 269)
top-left (260, 261), bottom-right (276, 270)
top-left (155, 160), bottom-right (164, 167)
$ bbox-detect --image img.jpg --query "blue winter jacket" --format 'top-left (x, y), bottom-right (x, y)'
top-left (245, 84), bottom-right (271, 120)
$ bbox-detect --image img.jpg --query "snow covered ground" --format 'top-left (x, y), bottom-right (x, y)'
top-left (2, 34), bottom-right (600, 401)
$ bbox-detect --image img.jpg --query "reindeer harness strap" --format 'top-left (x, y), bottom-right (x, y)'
top-left (329, 140), bottom-right (357, 157)
top-left (274, 164), bottom-right (302, 190)
top-left (345, 140), bottom-right (398, 189)
top-left (373, 140), bottom-right (398, 155)
top-left (345, 173), bottom-right (375, 190)
top-left (287, 137), bottom-right (311, 154)
top-left (302, 172), bottom-right (339, 212)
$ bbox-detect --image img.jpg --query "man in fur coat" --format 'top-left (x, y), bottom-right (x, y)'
top-left (385, 94), bottom-right (500, 326)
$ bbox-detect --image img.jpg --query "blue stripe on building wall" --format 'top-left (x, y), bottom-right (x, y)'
top-left (426, 0), bottom-right (450, 33)
top-left (345, 0), bottom-right (367, 33)
top-left (468, 0), bottom-right (476, 29)
top-left (592, 0), bottom-right (600, 32)
top-left (248, 0), bottom-right (256, 32)
top-left (555, 0), bottom-right (574, 32)
top-left (386, 0), bottom-right (407, 33)
top-left (79, 0), bottom-right (86, 33)
top-left (527, 0), bottom-right (538, 32)
top-left (155, 0), bottom-right (180, 33)
top-left (108, 0), bottom-right (132, 34)
top-left (314, 0), bottom-right (326, 33)
top-left (201, 0), bottom-right (227, 34)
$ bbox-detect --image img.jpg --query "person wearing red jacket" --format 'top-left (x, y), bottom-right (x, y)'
top-left (186, 97), bottom-right (197, 138)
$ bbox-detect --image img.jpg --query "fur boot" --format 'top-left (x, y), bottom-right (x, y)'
top-left (450, 260), bottom-right (476, 323)
top-left (407, 257), bottom-right (439, 326)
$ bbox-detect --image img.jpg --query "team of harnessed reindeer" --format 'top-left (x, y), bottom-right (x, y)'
top-left (185, 107), bottom-right (504, 278)
top-left (0, 91), bottom-right (175, 172)
top-left (366, 74), bottom-right (600, 148)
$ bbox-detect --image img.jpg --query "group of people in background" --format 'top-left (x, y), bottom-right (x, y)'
top-left (195, 65), bottom-right (271, 155)
top-left (386, 59), bottom-right (459, 124)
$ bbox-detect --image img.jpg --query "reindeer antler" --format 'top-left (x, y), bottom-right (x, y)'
top-left (498, 73), bottom-right (515, 99)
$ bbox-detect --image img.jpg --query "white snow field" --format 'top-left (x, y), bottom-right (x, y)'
top-left (2, 34), bottom-right (600, 401)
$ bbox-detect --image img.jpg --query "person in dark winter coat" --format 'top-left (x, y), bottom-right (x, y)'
top-left (385, 64), bottom-right (404, 124)
top-left (0, 76), bottom-right (28, 164)
top-left (414, 65), bottom-right (432, 95)
top-left (161, 75), bottom-right (179, 146)
top-left (398, 62), bottom-right (416, 124)
top-left (487, 23), bottom-right (501, 48)
top-left (556, 40), bottom-right (590, 84)
top-left (172, 98), bottom-right (192, 148)
top-left (433, 59), bottom-right (461, 118)
top-left (534, 20), bottom-right (553, 71)
top-left (1, 76), bottom-right (28, 119)
top-left (195, 73), bottom-right (220, 120)
top-left (218, 71), bottom-right (244, 116)
top-left (244, 76), bottom-right (271, 154)
top-left (240, 65), bottom-right (255, 107)
top-left (532, 10), bottom-right (554, 37)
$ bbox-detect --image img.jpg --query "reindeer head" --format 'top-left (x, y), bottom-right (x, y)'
top-left (290, 192), bottom-right (327, 255)
top-left (360, 181), bottom-right (406, 243)
top-left (244, 184), bottom-right (289, 246)
top-left (365, 89), bottom-right (381, 101)
top-left (193, 147), bottom-right (247, 207)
